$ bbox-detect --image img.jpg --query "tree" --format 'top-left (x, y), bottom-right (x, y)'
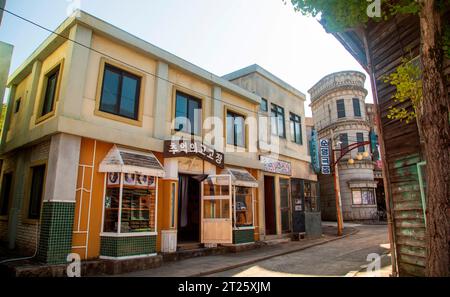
top-left (287, 0), bottom-right (450, 276)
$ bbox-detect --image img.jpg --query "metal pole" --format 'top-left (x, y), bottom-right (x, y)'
top-left (331, 130), bottom-right (344, 236)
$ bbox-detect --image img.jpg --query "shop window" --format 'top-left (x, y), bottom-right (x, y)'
top-left (271, 103), bottom-right (285, 138)
top-left (260, 98), bottom-right (268, 112)
top-left (280, 178), bottom-right (291, 233)
top-left (40, 65), bottom-right (61, 118)
top-left (0, 172), bottom-right (13, 216)
top-left (28, 165), bottom-right (46, 220)
top-left (227, 111), bottom-right (246, 148)
top-left (103, 173), bottom-right (157, 233)
top-left (202, 176), bottom-right (231, 219)
top-left (99, 64), bottom-right (141, 120)
top-left (337, 99), bottom-right (346, 118)
top-left (352, 188), bottom-right (376, 205)
top-left (353, 98), bottom-right (361, 117)
top-left (290, 113), bottom-right (303, 145)
top-left (357, 132), bottom-right (365, 152)
top-left (304, 181), bottom-right (320, 212)
top-left (234, 186), bottom-right (253, 227)
top-left (174, 91), bottom-right (202, 136)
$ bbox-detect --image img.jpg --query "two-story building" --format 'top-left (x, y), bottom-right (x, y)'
top-left (224, 65), bottom-right (320, 239)
top-left (0, 11), bottom-right (317, 267)
top-left (0, 10), bottom-right (266, 264)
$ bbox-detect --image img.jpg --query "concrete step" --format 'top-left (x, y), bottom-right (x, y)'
top-left (262, 238), bottom-right (291, 245)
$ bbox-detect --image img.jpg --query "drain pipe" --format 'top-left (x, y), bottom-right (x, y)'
top-left (0, 212), bottom-right (40, 264)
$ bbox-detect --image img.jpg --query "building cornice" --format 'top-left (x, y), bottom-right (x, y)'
top-left (7, 10), bottom-right (261, 105)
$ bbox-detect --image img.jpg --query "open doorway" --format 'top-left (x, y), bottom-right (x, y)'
top-left (177, 174), bottom-right (201, 243)
top-left (264, 176), bottom-right (277, 235)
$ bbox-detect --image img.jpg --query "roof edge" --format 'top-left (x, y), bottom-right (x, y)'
top-left (223, 64), bottom-right (306, 100)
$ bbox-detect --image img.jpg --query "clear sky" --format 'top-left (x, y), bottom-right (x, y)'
top-left (0, 0), bottom-right (373, 116)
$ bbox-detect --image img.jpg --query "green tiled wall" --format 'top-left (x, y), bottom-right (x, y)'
top-left (37, 201), bottom-right (75, 264)
top-left (100, 235), bottom-right (156, 258)
top-left (233, 229), bottom-right (254, 244)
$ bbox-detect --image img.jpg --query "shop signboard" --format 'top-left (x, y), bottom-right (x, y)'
top-left (260, 155), bottom-right (292, 176)
top-left (310, 129), bottom-right (320, 174)
top-left (163, 140), bottom-right (225, 168)
top-left (319, 139), bottom-right (331, 175)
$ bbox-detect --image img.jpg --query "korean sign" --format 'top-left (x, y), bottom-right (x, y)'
top-left (163, 140), bottom-right (225, 168)
top-left (319, 139), bottom-right (331, 175)
top-left (260, 155), bottom-right (292, 176)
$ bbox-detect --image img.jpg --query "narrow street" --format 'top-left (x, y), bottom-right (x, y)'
top-left (207, 224), bottom-right (391, 277)
top-left (116, 224), bottom-right (391, 277)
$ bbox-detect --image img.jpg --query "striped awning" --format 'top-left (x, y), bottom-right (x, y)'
top-left (99, 145), bottom-right (165, 177)
top-left (223, 168), bottom-right (258, 188)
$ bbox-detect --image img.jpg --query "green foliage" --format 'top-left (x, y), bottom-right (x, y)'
top-left (287, 0), bottom-right (450, 57)
top-left (383, 56), bottom-right (422, 124)
top-left (286, 0), bottom-right (372, 32)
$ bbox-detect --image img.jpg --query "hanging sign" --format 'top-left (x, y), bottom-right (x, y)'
top-left (320, 138), bottom-right (331, 175)
top-left (310, 129), bottom-right (320, 174)
top-left (163, 140), bottom-right (224, 168)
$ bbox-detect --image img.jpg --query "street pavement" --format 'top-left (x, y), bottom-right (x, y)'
top-left (208, 224), bottom-right (391, 277)
top-left (116, 224), bottom-right (391, 277)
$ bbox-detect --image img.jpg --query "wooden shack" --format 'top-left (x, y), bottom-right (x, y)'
top-left (331, 14), bottom-right (450, 276)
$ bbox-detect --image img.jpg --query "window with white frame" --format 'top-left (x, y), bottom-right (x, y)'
top-left (103, 172), bottom-right (157, 234)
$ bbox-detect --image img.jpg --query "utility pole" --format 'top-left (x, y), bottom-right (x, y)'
top-left (330, 129), bottom-right (344, 236)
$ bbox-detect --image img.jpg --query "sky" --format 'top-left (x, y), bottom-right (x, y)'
top-left (0, 0), bottom-right (373, 116)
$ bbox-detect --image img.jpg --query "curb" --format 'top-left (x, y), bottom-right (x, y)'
top-left (189, 228), bottom-right (360, 277)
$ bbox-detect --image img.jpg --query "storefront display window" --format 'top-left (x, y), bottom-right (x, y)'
top-left (103, 172), bottom-right (157, 234)
top-left (304, 181), bottom-right (320, 212)
top-left (352, 188), bottom-right (375, 205)
top-left (234, 186), bottom-right (253, 227)
top-left (203, 176), bottom-right (231, 220)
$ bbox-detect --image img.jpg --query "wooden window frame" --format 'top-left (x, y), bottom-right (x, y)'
top-left (94, 58), bottom-right (145, 127)
top-left (22, 160), bottom-right (48, 224)
top-left (225, 107), bottom-right (248, 149)
top-left (260, 98), bottom-right (268, 112)
top-left (353, 98), bottom-right (362, 117)
top-left (35, 60), bottom-right (64, 124)
top-left (289, 112), bottom-right (303, 145)
top-left (0, 171), bottom-right (14, 220)
top-left (336, 99), bottom-right (346, 119)
top-left (14, 98), bottom-right (21, 114)
top-left (171, 87), bottom-right (204, 138)
top-left (271, 103), bottom-right (286, 139)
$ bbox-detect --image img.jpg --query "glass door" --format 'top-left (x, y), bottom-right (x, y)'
top-left (280, 178), bottom-right (291, 233)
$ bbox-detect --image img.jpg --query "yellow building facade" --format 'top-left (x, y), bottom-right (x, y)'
top-left (0, 11), bottom-right (315, 264)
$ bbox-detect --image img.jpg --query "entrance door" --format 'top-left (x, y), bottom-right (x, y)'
top-left (264, 176), bottom-right (276, 235)
top-left (280, 178), bottom-right (291, 233)
top-left (201, 175), bottom-right (232, 244)
top-left (291, 179), bottom-right (305, 233)
top-left (178, 174), bottom-right (201, 243)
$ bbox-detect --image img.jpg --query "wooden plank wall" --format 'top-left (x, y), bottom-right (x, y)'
top-left (367, 14), bottom-right (426, 276)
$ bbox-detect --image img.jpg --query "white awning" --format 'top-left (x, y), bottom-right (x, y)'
top-left (222, 168), bottom-right (258, 188)
top-left (99, 145), bottom-right (165, 177)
